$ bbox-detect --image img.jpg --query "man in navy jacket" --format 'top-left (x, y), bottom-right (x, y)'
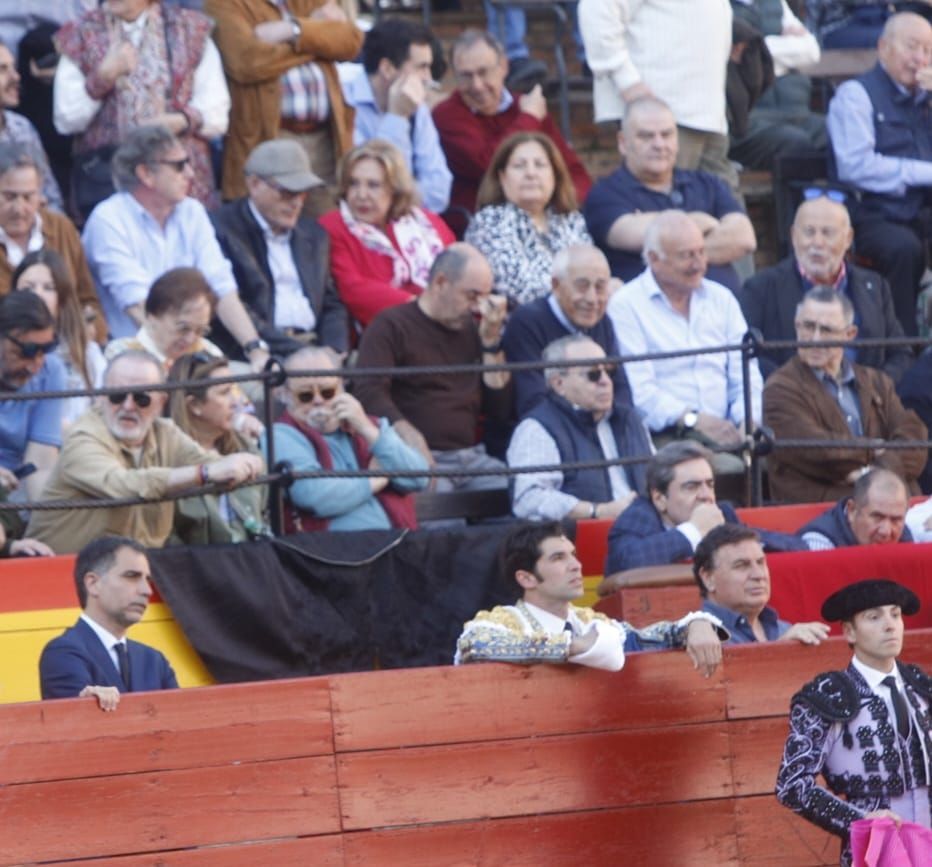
top-left (40, 536), bottom-right (177, 710)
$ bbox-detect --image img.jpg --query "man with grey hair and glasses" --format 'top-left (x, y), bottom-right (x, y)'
top-left (507, 334), bottom-right (651, 521)
top-left (763, 286), bottom-right (926, 503)
top-left (82, 125), bottom-right (269, 371)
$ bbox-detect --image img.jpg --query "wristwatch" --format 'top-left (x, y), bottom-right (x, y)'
top-left (680, 410), bottom-right (699, 431)
top-left (243, 338), bottom-right (269, 355)
top-left (290, 19), bottom-right (301, 45)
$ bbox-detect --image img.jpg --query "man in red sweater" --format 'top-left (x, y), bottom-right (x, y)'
top-left (432, 29), bottom-right (591, 233)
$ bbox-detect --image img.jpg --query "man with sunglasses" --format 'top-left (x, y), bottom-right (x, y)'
top-left (740, 192), bottom-right (910, 382)
top-left (507, 335), bottom-right (651, 521)
top-left (266, 345), bottom-right (428, 531)
top-left (0, 291), bottom-right (64, 502)
top-left (763, 287), bottom-right (926, 503)
top-left (82, 125), bottom-right (271, 371)
top-left (827, 11), bottom-right (932, 336)
top-left (27, 349), bottom-right (263, 553)
top-left (210, 139), bottom-right (349, 361)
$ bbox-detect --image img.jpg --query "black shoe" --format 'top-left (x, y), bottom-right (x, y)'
top-left (506, 56), bottom-right (548, 93)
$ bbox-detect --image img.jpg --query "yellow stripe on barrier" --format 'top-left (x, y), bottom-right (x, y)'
top-left (0, 603), bottom-right (215, 705)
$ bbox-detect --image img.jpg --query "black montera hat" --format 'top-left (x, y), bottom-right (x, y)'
top-left (821, 578), bottom-right (920, 622)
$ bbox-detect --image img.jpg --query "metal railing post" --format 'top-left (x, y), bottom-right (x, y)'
top-left (740, 330), bottom-right (763, 507)
top-left (261, 358), bottom-right (285, 536)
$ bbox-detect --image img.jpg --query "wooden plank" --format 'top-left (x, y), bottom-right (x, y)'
top-left (725, 637), bottom-right (864, 720)
top-left (331, 653), bottom-right (725, 752)
top-left (41, 837), bottom-right (345, 866)
top-left (729, 717), bottom-right (792, 797)
top-left (0, 757), bottom-right (340, 865)
top-left (735, 794), bottom-right (839, 866)
top-left (616, 586), bottom-right (701, 628)
top-left (0, 679), bottom-right (334, 784)
top-left (343, 800), bottom-right (740, 866)
top-left (336, 724), bottom-right (733, 830)
top-left (724, 632), bottom-right (932, 719)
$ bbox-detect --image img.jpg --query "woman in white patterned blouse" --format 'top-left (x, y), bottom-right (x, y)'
top-left (465, 131), bottom-right (592, 305)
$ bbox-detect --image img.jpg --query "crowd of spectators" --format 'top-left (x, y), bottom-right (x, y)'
top-left (2, 0), bottom-right (932, 580)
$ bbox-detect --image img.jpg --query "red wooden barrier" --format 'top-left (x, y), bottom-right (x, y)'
top-left (7, 635), bottom-right (929, 866)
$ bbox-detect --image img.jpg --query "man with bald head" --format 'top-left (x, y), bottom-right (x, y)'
top-left (266, 346), bottom-right (428, 531)
top-left (828, 12), bottom-right (932, 335)
top-left (584, 97), bottom-right (756, 292)
top-left (354, 243), bottom-right (512, 491)
top-left (764, 287), bottom-right (926, 503)
top-left (609, 210), bottom-right (763, 473)
top-left (503, 243), bottom-right (632, 416)
top-left (798, 468), bottom-right (917, 550)
top-left (740, 192), bottom-right (910, 381)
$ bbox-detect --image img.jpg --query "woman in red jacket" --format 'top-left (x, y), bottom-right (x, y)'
top-left (318, 139), bottom-right (454, 333)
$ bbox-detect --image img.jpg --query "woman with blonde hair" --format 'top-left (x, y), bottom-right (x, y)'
top-left (466, 131), bottom-right (592, 305)
top-left (318, 139), bottom-right (454, 331)
top-left (167, 351), bottom-right (268, 545)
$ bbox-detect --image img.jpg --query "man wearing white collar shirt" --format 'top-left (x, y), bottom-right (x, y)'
top-left (40, 536), bottom-right (178, 711)
top-left (455, 522), bottom-right (727, 676)
top-left (608, 210), bottom-right (763, 474)
top-left (211, 138), bottom-right (349, 360)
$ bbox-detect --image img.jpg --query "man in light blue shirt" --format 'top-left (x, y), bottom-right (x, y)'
top-left (342, 19), bottom-right (451, 213)
top-left (82, 125), bottom-right (269, 370)
top-left (607, 209), bottom-right (763, 474)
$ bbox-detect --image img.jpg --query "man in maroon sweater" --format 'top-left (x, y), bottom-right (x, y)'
top-left (354, 243), bottom-right (512, 492)
top-left (432, 29), bottom-right (591, 233)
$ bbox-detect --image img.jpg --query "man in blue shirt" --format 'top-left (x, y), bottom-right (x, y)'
top-left (0, 290), bottom-right (64, 501)
top-left (694, 523), bottom-right (830, 645)
top-left (583, 97), bottom-right (756, 292)
top-left (342, 19), bottom-right (452, 214)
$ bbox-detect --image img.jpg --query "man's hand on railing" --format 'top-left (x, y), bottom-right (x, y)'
top-left (685, 619), bottom-right (722, 679)
top-left (695, 413), bottom-right (742, 447)
top-left (207, 453), bottom-right (264, 486)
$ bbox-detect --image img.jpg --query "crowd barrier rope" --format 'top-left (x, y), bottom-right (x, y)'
top-left (1, 332), bottom-right (930, 534)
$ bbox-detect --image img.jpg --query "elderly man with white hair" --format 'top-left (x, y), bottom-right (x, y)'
top-left (608, 209), bottom-right (763, 473)
top-left (507, 334), bottom-right (652, 521)
top-left (265, 345), bottom-right (429, 532)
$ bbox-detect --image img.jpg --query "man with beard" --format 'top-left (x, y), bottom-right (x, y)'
top-left (27, 349), bottom-right (262, 552)
top-left (265, 345), bottom-right (428, 531)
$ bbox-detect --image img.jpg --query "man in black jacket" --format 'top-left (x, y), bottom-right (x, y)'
top-left (210, 138), bottom-right (349, 360)
top-left (738, 193), bottom-right (910, 381)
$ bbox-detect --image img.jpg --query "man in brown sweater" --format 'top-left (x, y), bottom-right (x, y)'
top-left (354, 243), bottom-right (512, 492)
top-left (763, 286), bottom-right (927, 503)
top-left (0, 142), bottom-right (105, 341)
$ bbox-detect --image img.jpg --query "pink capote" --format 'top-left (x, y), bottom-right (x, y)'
top-left (851, 817), bottom-right (932, 866)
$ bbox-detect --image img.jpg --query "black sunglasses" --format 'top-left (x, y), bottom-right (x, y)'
top-left (5, 332), bottom-right (58, 359)
top-left (107, 391), bottom-right (154, 408)
top-left (803, 186), bottom-right (846, 204)
top-left (295, 385), bottom-right (337, 403)
top-left (152, 156), bottom-right (191, 173)
top-left (583, 364), bottom-right (616, 383)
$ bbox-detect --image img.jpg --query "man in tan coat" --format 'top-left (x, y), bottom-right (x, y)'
top-left (763, 286), bottom-right (926, 503)
top-left (205, 0), bottom-right (363, 207)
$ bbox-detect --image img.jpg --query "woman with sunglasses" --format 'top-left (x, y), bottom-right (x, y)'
top-left (465, 132), bottom-right (592, 306)
top-left (318, 139), bottom-right (455, 333)
top-left (52, 0), bottom-right (230, 217)
top-left (12, 249), bottom-right (106, 430)
top-left (166, 352), bottom-right (269, 544)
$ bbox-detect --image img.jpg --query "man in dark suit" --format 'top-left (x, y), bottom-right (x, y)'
top-left (39, 536), bottom-right (177, 710)
top-left (605, 441), bottom-right (805, 574)
top-left (211, 138), bottom-right (349, 360)
top-left (739, 193), bottom-right (910, 381)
